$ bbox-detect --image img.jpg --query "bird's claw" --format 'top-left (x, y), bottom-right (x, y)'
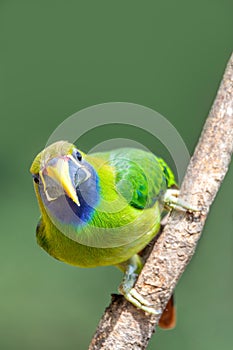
top-left (118, 255), bottom-right (161, 315)
top-left (119, 285), bottom-right (161, 315)
top-left (163, 189), bottom-right (201, 212)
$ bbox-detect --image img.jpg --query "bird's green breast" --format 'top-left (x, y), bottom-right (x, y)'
top-left (36, 201), bottom-right (161, 267)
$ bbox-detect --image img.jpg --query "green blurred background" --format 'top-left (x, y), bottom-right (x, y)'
top-left (1, 1), bottom-right (233, 349)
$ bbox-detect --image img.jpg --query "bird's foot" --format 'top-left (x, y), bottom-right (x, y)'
top-left (163, 189), bottom-right (201, 212)
top-left (119, 285), bottom-right (161, 315)
top-left (117, 255), bottom-right (161, 315)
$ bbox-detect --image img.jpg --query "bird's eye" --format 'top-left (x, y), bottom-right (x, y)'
top-left (33, 174), bottom-right (40, 184)
top-left (75, 150), bottom-right (82, 161)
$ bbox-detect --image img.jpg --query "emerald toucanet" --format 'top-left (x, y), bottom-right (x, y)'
top-left (31, 141), bottom-right (190, 325)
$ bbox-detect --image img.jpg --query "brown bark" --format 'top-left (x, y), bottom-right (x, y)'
top-left (89, 53), bottom-right (233, 350)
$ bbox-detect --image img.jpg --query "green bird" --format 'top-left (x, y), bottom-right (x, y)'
top-left (30, 141), bottom-right (188, 318)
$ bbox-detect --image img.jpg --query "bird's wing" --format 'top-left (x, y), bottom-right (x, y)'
top-left (96, 148), bottom-right (173, 209)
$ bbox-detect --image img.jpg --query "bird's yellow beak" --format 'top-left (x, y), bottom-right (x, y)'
top-left (42, 158), bottom-right (80, 206)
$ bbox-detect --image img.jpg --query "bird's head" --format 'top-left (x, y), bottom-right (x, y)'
top-left (30, 141), bottom-right (99, 226)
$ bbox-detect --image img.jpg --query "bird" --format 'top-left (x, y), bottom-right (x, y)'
top-left (30, 140), bottom-right (190, 326)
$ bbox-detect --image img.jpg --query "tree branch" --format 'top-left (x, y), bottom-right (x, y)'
top-left (89, 53), bottom-right (233, 350)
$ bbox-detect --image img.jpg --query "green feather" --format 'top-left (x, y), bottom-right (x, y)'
top-left (31, 141), bottom-right (193, 315)
top-left (31, 142), bottom-right (176, 267)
